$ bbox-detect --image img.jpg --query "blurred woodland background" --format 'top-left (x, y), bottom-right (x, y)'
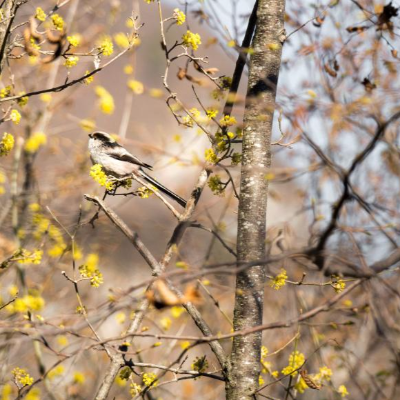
top-left (1, 0), bottom-right (400, 399)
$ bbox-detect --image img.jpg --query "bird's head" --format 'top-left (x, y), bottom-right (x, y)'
top-left (88, 131), bottom-right (116, 144)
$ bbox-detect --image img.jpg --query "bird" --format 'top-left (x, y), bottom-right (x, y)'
top-left (88, 131), bottom-right (187, 208)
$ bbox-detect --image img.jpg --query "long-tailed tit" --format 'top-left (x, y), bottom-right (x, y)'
top-left (88, 131), bottom-right (187, 208)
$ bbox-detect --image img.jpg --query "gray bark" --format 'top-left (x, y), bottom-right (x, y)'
top-left (226, 1), bottom-right (286, 399)
top-left (0, 0), bottom-right (17, 74)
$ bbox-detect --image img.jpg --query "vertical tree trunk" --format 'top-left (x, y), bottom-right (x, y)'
top-left (227, 1), bottom-right (286, 399)
top-left (0, 0), bottom-right (17, 74)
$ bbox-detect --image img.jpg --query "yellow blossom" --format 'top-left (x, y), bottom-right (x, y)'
top-left (173, 9), bottom-right (186, 25)
top-left (259, 375), bottom-right (264, 386)
top-left (79, 253), bottom-right (103, 288)
top-left (40, 93), bottom-right (52, 103)
top-left (261, 346), bottom-right (268, 360)
top-left (7, 292), bottom-right (45, 314)
top-left (12, 368), bottom-right (33, 387)
top-left (142, 373), bottom-right (157, 387)
top-left (1, 383), bottom-right (12, 400)
top-left (67, 34), bottom-right (81, 47)
top-left (84, 71), bottom-right (94, 85)
top-left (171, 306), bottom-right (185, 318)
top-left (80, 119), bottom-right (96, 131)
top-left (17, 92), bottom-right (28, 107)
top-left (26, 388), bottom-right (40, 400)
top-left (124, 65), bottom-right (134, 74)
top-left (331, 276), bottom-right (346, 293)
top-left (182, 30), bottom-right (201, 50)
top-left (57, 335), bottom-right (68, 347)
top-left (130, 382), bottom-right (142, 396)
top-left (206, 108), bottom-right (218, 119)
top-left (0, 85), bottom-right (11, 98)
top-left (127, 80), bottom-right (144, 94)
top-left (281, 351), bottom-right (305, 376)
top-left (295, 377), bottom-right (309, 393)
top-left (114, 33), bottom-right (130, 48)
top-left (10, 109), bottom-right (21, 125)
top-left (205, 148), bottom-right (219, 164)
top-left (15, 248), bottom-right (43, 264)
top-left (144, 0), bottom-right (155, 3)
top-left (149, 88), bottom-right (163, 98)
top-left (73, 372), bottom-right (85, 385)
top-left (269, 268), bottom-right (288, 290)
top-left (0, 133), bottom-right (14, 156)
top-left (51, 14), bottom-right (64, 31)
top-left (90, 164), bottom-right (115, 191)
top-left (115, 312), bottom-right (126, 324)
top-left (64, 56), bottom-right (79, 68)
top-left (338, 385), bottom-right (349, 397)
top-left (47, 365), bottom-right (64, 380)
top-left (208, 175), bottom-right (224, 196)
top-left (95, 86), bottom-right (114, 114)
top-left (25, 132), bottom-right (47, 153)
top-left (98, 36), bottom-right (113, 56)
top-left (181, 341), bottom-right (191, 349)
top-left (219, 115), bottom-right (237, 127)
top-left (35, 7), bottom-right (46, 22)
top-left (160, 317), bottom-right (172, 331)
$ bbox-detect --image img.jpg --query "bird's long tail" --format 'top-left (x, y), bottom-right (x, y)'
top-left (139, 170), bottom-right (187, 208)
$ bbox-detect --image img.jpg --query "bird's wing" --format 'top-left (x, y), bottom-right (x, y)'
top-left (107, 144), bottom-right (153, 170)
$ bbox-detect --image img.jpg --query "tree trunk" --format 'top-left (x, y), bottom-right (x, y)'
top-left (0, 0), bottom-right (17, 74)
top-left (226, 1), bottom-right (286, 399)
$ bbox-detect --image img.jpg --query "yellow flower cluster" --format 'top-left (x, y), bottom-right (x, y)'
top-left (127, 79), bottom-right (144, 95)
top-left (7, 291), bottom-right (45, 314)
top-left (182, 107), bottom-right (201, 127)
top-left (0, 85), bottom-right (11, 98)
top-left (204, 148), bottom-right (219, 164)
top-left (12, 368), bottom-right (34, 387)
top-left (142, 372), bottom-right (157, 387)
top-left (98, 36), bottom-right (113, 56)
top-left (171, 305), bottom-right (185, 318)
top-left (64, 56), bottom-right (79, 68)
top-left (26, 387), bottom-right (40, 400)
top-left (269, 268), bottom-right (288, 290)
top-left (25, 132), bottom-right (46, 153)
top-left (84, 71), bottom-right (94, 85)
top-left (173, 9), bottom-right (186, 25)
top-left (206, 108), bottom-right (218, 120)
top-left (136, 186), bottom-right (156, 199)
top-left (15, 248), bottom-right (43, 264)
top-left (35, 7), bottom-right (47, 22)
top-left (160, 317), bottom-right (172, 331)
top-left (73, 372), bottom-right (85, 385)
top-left (40, 93), bottom-right (52, 103)
top-left (182, 30), bottom-right (201, 50)
top-left (331, 276), bottom-right (346, 293)
top-left (281, 351), bottom-right (305, 376)
top-left (47, 365), bottom-right (64, 381)
top-left (95, 86), bottom-right (114, 114)
top-left (208, 175), bottom-right (224, 196)
top-left (130, 382), bottom-right (142, 396)
top-left (269, 268), bottom-right (287, 290)
top-left (67, 35), bottom-right (81, 47)
top-left (80, 119), bottom-right (96, 132)
top-left (17, 92), bottom-right (28, 107)
top-left (114, 33), bottom-right (130, 49)
top-left (79, 253), bottom-right (104, 288)
top-left (51, 14), bottom-right (64, 31)
top-left (10, 109), bottom-right (21, 125)
top-left (90, 164), bottom-right (115, 191)
top-left (219, 115), bottom-right (237, 127)
top-left (338, 385), bottom-right (349, 397)
top-left (0, 133), bottom-right (14, 156)
top-left (29, 203), bottom-right (68, 258)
